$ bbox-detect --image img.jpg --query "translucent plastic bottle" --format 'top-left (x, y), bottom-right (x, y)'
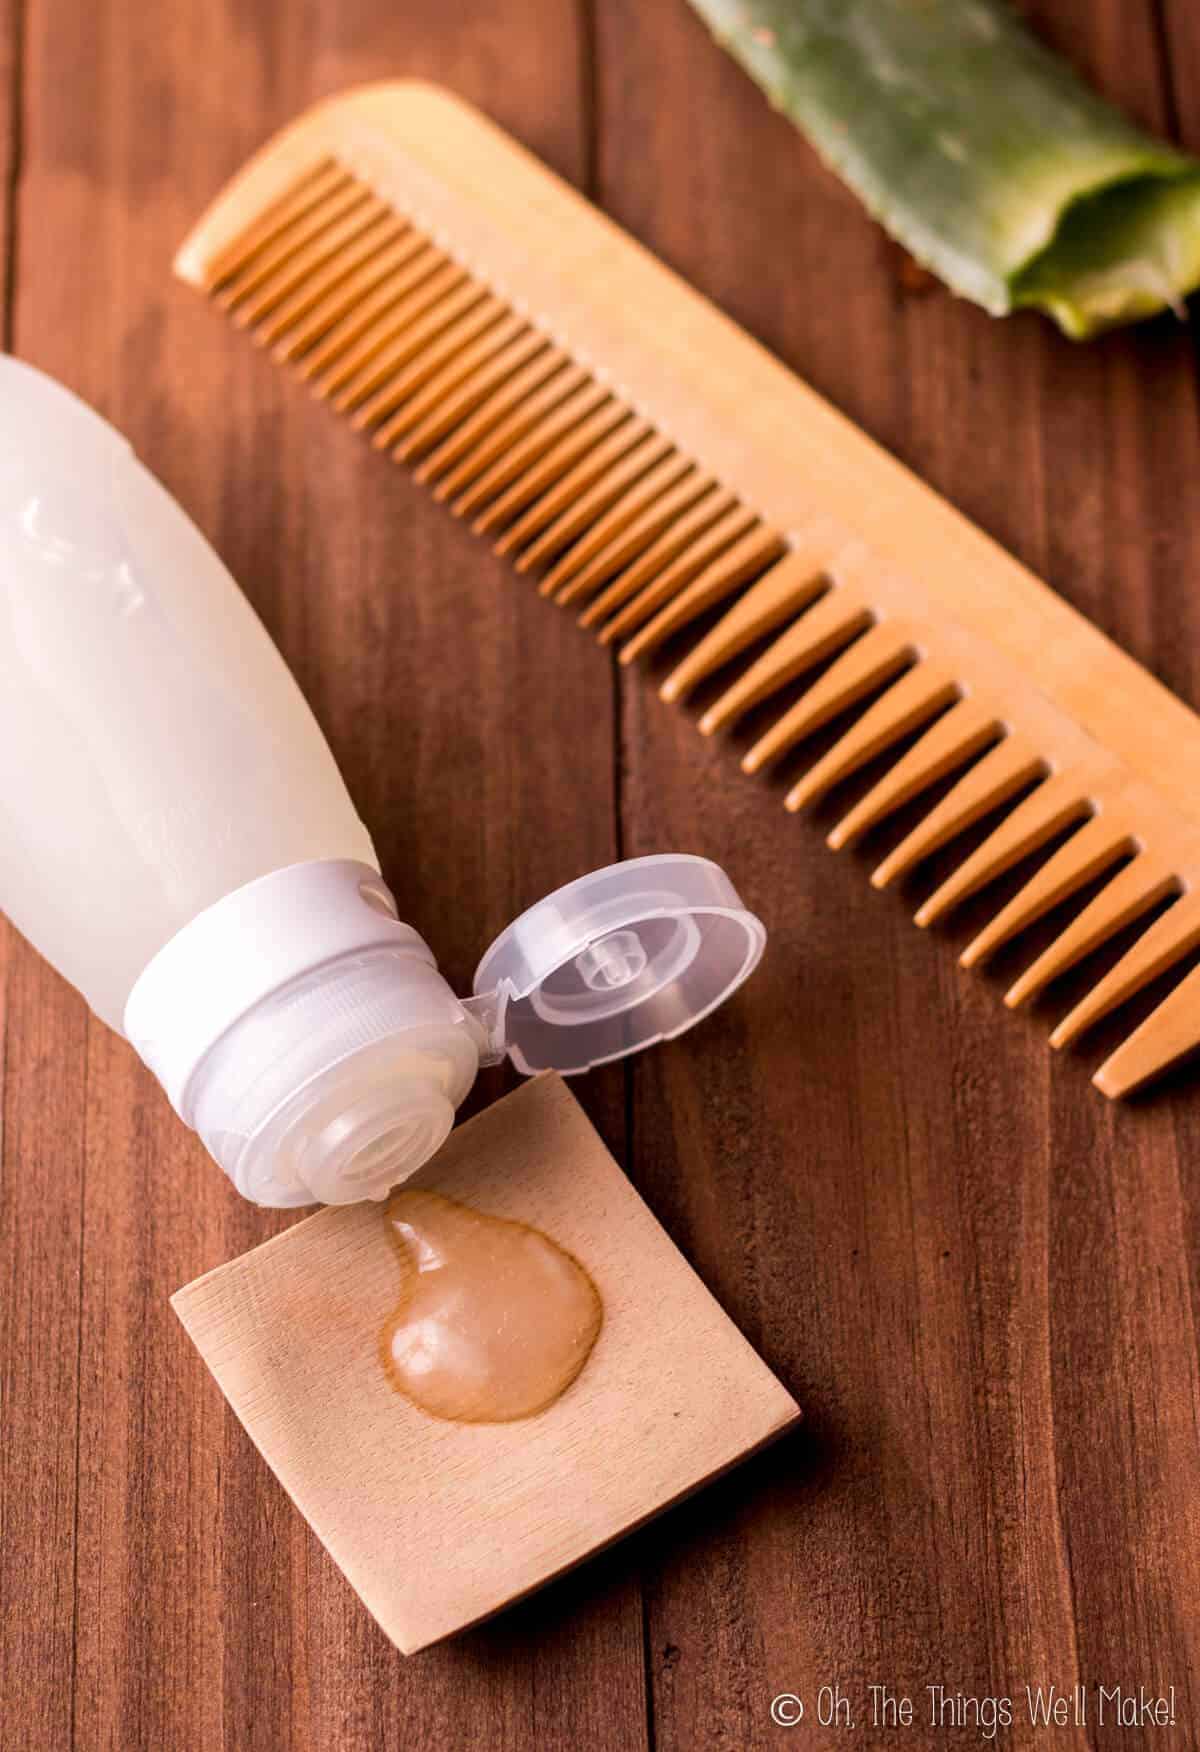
top-left (0, 359), bottom-right (765, 1205)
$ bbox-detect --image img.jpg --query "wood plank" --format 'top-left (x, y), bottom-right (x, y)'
top-left (2, 4), bottom-right (642, 1751)
top-left (596, 1), bottom-right (1200, 1746)
top-left (0, 15), bottom-right (90, 1752)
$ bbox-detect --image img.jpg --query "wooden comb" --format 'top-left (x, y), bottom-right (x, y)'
top-left (177, 81), bottom-right (1200, 1099)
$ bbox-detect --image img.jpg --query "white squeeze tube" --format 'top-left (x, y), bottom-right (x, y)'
top-left (0, 357), bottom-right (484, 1206)
top-left (0, 359), bottom-right (768, 1208)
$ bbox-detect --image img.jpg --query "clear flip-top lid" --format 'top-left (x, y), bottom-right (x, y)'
top-left (471, 854), bottom-right (765, 1076)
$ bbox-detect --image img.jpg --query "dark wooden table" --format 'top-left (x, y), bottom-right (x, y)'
top-left (3, 3), bottom-right (1200, 1748)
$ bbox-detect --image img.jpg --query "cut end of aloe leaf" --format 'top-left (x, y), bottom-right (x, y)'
top-left (688, 0), bottom-right (1200, 339)
top-left (1012, 172), bottom-right (1200, 339)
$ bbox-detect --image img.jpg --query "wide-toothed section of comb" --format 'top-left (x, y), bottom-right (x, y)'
top-left (197, 159), bottom-right (1200, 1098)
top-left (660, 565), bottom-right (1200, 1095)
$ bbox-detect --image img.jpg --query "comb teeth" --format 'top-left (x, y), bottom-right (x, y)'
top-left (595, 502), bottom-right (759, 646)
top-left (256, 215), bottom-right (412, 350)
top-left (742, 621), bottom-right (916, 775)
top-left (913, 770), bottom-right (1096, 930)
top-left (205, 162), bottom-right (353, 287)
top-left (391, 329), bottom-right (549, 462)
top-left (499, 425), bottom-right (669, 562)
top-left (216, 180), bottom-right (370, 310)
top-left (576, 486), bottom-right (739, 628)
top-left (958, 812), bottom-right (1137, 970)
top-left (661, 533), bottom-right (835, 703)
top-left (825, 697), bottom-right (1003, 851)
top-left (296, 245), bottom-right (453, 384)
top-left (783, 661), bottom-right (960, 813)
top-left (232, 199), bottom-right (399, 331)
top-left (342, 281), bottom-right (494, 418)
top-left (619, 525), bottom-right (788, 665)
top-left (427, 360), bottom-right (590, 496)
top-left (1094, 961), bottom-right (1200, 1096)
top-left (466, 392), bottom-right (622, 527)
top-left (1050, 891), bottom-right (1200, 1050)
top-left (182, 129), bottom-right (1200, 1097)
top-left (361, 299), bottom-right (515, 440)
top-left (870, 736), bottom-right (1048, 892)
top-left (703, 578), bottom-right (874, 739)
top-left (1005, 855), bottom-right (1179, 1011)
top-left (542, 456), bottom-right (699, 600)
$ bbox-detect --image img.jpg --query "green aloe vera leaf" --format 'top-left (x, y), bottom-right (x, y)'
top-left (686, 0), bottom-right (1200, 337)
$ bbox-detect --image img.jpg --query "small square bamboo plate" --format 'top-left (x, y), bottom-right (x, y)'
top-left (172, 1074), bottom-right (800, 1653)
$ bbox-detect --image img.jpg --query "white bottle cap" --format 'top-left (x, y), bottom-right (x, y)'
top-left (471, 854), bottom-right (765, 1074)
top-left (124, 854), bottom-right (764, 1208)
top-left (3, 360), bottom-right (767, 1208)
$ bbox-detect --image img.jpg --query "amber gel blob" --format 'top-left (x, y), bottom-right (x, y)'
top-left (381, 1190), bottom-right (604, 1423)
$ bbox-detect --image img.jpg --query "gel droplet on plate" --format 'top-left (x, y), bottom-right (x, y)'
top-left (381, 1189), bottom-right (603, 1423)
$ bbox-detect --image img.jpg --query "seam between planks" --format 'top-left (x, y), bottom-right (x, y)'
top-left (1, 0), bottom-right (23, 350)
top-left (576, 2), bottom-right (656, 1747)
top-left (1148, 0), bottom-right (1183, 138)
top-left (67, 1040), bottom-right (88, 1752)
top-left (1149, 0), bottom-right (1200, 493)
top-left (0, 0), bottom-right (17, 1673)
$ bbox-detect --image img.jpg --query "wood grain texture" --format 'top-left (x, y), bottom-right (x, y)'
top-left (2, 0), bottom-right (1200, 1748)
top-left (2, 2), bottom-right (639, 1750)
top-left (166, 77), bottom-right (1200, 1104)
top-left (172, 1076), bottom-right (798, 1657)
top-left (598, 1), bottom-right (1200, 1747)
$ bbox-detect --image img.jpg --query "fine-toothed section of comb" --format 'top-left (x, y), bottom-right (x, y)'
top-left (429, 362), bottom-right (595, 500)
top-left (507, 432), bottom-right (675, 570)
top-left (228, 197), bottom-right (399, 332)
top-left (371, 308), bottom-right (531, 450)
top-left (202, 160), bottom-right (352, 289)
top-left (216, 182), bottom-right (379, 314)
top-left (539, 455), bottom-right (699, 600)
top-left (490, 420), bottom-right (659, 557)
top-left (550, 470), bottom-right (719, 607)
top-left (295, 246), bottom-right (456, 383)
top-left (576, 487), bottom-right (740, 629)
top-left (418, 353), bottom-right (580, 488)
top-left (317, 259), bottom-right (472, 402)
top-left (192, 163), bottom-right (787, 686)
top-left (467, 399), bottom-right (629, 532)
top-left (187, 150), bottom-right (1200, 1096)
top-left (618, 525), bottom-right (789, 666)
top-left (390, 330), bottom-right (549, 463)
top-left (256, 218), bottom-right (418, 352)
top-left (273, 233), bottom-right (435, 364)
top-left (594, 503), bottom-right (761, 647)
top-left (356, 297), bottom-right (512, 436)
top-left (336, 280), bottom-right (493, 416)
